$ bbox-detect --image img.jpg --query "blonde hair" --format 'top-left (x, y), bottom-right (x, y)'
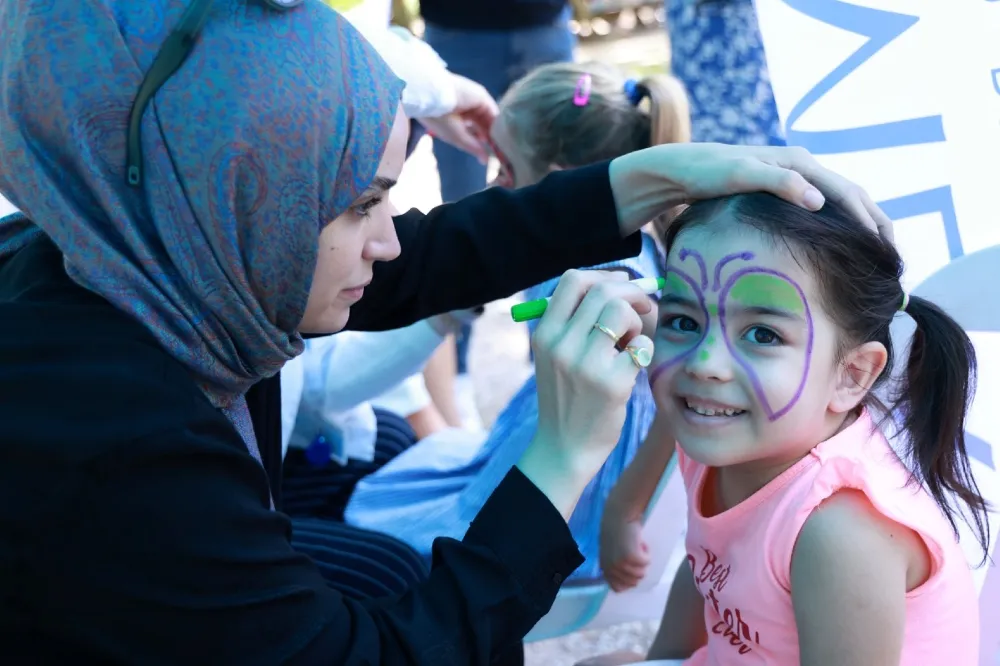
top-left (500, 61), bottom-right (691, 239)
top-left (499, 61), bottom-right (691, 173)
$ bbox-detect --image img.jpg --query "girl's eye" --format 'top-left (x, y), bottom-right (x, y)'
top-left (742, 326), bottom-right (781, 346)
top-left (352, 196), bottom-right (383, 218)
top-left (662, 315), bottom-right (699, 334)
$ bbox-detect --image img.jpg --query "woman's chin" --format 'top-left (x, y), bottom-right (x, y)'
top-left (298, 307), bottom-right (350, 336)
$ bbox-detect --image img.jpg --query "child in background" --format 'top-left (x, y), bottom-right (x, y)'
top-left (344, 62), bottom-right (691, 580)
top-left (587, 193), bottom-right (987, 665)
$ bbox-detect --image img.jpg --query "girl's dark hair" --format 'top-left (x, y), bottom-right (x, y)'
top-left (664, 194), bottom-right (990, 560)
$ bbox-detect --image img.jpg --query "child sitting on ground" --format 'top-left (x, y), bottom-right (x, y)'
top-left (586, 193), bottom-right (986, 665)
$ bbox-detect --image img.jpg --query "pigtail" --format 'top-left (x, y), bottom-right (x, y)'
top-left (639, 74), bottom-right (692, 147)
top-left (895, 295), bottom-right (991, 560)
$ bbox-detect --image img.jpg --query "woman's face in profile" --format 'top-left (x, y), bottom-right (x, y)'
top-left (298, 105), bottom-right (409, 334)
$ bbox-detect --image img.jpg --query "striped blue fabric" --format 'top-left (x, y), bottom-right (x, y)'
top-left (345, 234), bottom-right (663, 580)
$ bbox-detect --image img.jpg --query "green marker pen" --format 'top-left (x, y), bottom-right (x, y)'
top-left (511, 276), bottom-right (667, 323)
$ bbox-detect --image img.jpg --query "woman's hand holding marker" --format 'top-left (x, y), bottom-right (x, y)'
top-left (517, 270), bottom-right (655, 520)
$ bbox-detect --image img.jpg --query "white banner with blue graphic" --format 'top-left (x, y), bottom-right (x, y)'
top-left (754, 0), bottom-right (1000, 660)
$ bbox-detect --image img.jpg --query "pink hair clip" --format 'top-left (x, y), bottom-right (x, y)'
top-left (573, 73), bottom-right (592, 106)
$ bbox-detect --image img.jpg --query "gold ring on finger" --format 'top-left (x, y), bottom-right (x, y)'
top-left (593, 322), bottom-right (621, 344)
top-left (625, 345), bottom-right (652, 369)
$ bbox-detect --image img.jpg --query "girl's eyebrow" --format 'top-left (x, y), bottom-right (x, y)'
top-left (659, 293), bottom-right (699, 309)
top-left (728, 303), bottom-right (805, 321)
top-left (660, 294), bottom-right (804, 321)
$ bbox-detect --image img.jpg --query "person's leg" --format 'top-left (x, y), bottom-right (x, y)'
top-left (290, 517), bottom-right (525, 663)
top-left (290, 516), bottom-right (429, 600)
top-left (425, 11), bottom-right (576, 375)
top-left (282, 408), bottom-right (418, 520)
top-left (422, 335), bottom-right (464, 428)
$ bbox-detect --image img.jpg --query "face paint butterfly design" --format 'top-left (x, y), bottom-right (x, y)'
top-left (650, 249), bottom-right (815, 421)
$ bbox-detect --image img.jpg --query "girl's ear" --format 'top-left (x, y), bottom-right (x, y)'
top-left (829, 341), bottom-right (888, 414)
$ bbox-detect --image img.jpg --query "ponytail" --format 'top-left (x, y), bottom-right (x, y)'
top-left (636, 74), bottom-right (691, 242)
top-left (639, 74), bottom-right (692, 147)
top-left (895, 295), bottom-right (991, 560)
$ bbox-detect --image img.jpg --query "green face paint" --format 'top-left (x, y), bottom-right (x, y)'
top-left (707, 304), bottom-right (718, 317)
top-left (663, 272), bottom-right (691, 297)
top-left (697, 348), bottom-right (710, 362)
top-left (728, 273), bottom-right (805, 315)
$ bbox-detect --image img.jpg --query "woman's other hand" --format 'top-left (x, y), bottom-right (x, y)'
top-left (600, 518), bottom-right (650, 593)
top-left (609, 143), bottom-right (893, 242)
top-left (517, 270), bottom-right (655, 520)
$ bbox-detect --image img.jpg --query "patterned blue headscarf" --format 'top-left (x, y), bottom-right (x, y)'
top-left (0, 0), bottom-right (404, 454)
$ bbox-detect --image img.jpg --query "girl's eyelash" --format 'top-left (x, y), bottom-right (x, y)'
top-left (741, 325), bottom-right (783, 346)
top-left (660, 314), bottom-right (700, 332)
top-left (354, 196), bottom-right (383, 218)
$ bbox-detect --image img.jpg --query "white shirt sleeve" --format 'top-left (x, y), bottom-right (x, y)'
top-left (301, 320), bottom-right (445, 415)
top-left (345, 21), bottom-right (458, 119)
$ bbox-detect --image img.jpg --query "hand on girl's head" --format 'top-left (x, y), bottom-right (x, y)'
top-left (760, 145), bottom-right (894, 243)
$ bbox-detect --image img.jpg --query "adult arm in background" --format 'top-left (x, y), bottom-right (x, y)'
top-left (346, 144), bottom-right (894, 333)
top-left (345, 17), bottom-right (497, 161)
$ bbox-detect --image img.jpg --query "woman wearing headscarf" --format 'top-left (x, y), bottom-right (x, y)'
top-left (0, 0), bottom-right (891, 663)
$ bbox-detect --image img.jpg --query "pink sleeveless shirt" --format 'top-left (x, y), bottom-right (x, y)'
top-left (678, 411), bottom-right (979, 665)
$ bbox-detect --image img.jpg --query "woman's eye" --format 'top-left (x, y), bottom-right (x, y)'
top-left (352, 196), bottom-right (383, 218)
top-left (662, 315), bottom-right (699, 334)
top-left (742, 326), bottom-right (781, 346)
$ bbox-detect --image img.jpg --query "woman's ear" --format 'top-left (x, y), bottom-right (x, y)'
top-left (829, 341), bottom-right (888, 414)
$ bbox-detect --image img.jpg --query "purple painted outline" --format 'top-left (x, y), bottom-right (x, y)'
top-left (678, 248), bottom-right (708, 290)
top-left (712, 252), bottom-right (755, 291)
top-left (717, 267), bottom-right (815, 421)
top-left (649, 266), bottom-right (709, 387)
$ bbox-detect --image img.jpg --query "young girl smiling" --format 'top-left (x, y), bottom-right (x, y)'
top-left (592, 193), bottom-right (987, 665)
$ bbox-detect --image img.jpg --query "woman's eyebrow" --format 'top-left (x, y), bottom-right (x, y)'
top-left (362, 176), bottom-right (397, 196)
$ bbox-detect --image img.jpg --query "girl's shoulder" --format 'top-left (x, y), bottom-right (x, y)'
top-left (772, 413), bottom-right (970, 597)
top-left (793, 487), bottom-right (932, 594)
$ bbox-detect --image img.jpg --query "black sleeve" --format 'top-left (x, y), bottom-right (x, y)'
top-left (46, 427), bottom-right (583, 666)
top-left (346, 161), bottom-right (642, 331)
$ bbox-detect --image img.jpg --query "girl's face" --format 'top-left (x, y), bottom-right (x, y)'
top-left (488, 113), bottom-right (548, 189)
top-left (649, 221), bottom-right (866, 472)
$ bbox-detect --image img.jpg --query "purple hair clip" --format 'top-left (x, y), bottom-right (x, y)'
top-left (623, 78), bottom-right (644, 106)
top-left (573, 73), bottom-right (592, 106)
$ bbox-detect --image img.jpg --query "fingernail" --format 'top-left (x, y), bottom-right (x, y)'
top-left (803, 187), bottom-right (825, 210)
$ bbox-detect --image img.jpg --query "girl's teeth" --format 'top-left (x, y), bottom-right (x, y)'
top-left (686, 401), bottom-right (744, 417)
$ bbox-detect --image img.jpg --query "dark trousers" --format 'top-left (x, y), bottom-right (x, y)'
top-left (283, 408), bottom-right (418, 521)
top-left (283, 408), bottom-right (524, 664)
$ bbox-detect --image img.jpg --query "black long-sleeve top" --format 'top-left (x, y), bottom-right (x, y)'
top-left (0, 162), bottom-right (640, 664)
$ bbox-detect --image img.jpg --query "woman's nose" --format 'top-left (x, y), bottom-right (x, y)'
top-left (363, 209), bottom-right (401, 263)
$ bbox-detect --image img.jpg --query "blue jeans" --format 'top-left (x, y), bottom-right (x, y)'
top-left (423, 10), bottom-right (576, 202)
top-left (424, 10), bottom-right (575, 372)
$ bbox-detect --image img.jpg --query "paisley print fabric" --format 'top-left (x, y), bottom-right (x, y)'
top-left (0, 0), bottom-right (404, 456)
